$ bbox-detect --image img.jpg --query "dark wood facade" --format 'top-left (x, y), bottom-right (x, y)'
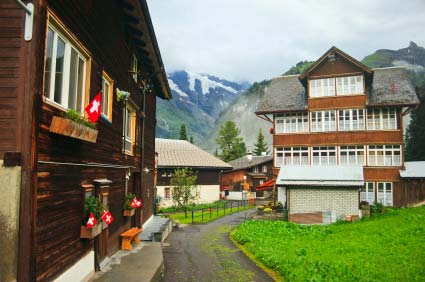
top-left (0, 0), bottom-right (170, 281)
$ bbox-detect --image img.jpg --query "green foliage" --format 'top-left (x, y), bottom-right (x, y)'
top-left (284, 61), bottom-right (315, 75)
top-left (253, 128), bottom-right (269, 156)
top-left (61, 109), bottom-right (96, 129)
top-left (123, 193), bottom-right (136, 210)
top-left (216, 120), bottom-right (247, 162)
top-left (189, 136), bottom-right (194, 144)
top-left (170, 168), bottom-right (199, 218)
top-left (361, 51), bottom-right (394, 68)
top-left (247, 79), bottom-right (271, 94)
top-left (84, 196), bottom-right (104, 220)
top-left (232, 206), bottom-right (425, 281)
top-left (179, 124), bottom-right (188, 140)
top-left (405, 86), bottom-right (425, 161)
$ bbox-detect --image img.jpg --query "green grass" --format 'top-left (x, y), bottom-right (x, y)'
top-left (159, 200), bottom-right (226, 213)
top-left (169, 204), bottom-right (254, 224)
top-left (231, 206), bottom-right (425, 281)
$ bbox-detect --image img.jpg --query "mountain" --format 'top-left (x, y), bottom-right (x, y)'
top-left (205, 42), bottom-right (425, 153)
top-left (156, 71), bottom-right (249, 142)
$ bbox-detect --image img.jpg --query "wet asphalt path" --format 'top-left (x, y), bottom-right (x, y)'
top-left (162, 209), bottom-right (273, 282)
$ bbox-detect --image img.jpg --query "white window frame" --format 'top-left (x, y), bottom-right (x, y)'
top-left (309, 78), bottom-right (335, 98)
top-left (367, 145), bottom-right (401, 166)
top-left (312, 146), bottom-right (337, 165)
top-left (43, 19), bottom-right (88, 113)
top-left (311, 110), bottom-right (336, 132)
top-left (338, 109), bottom-right (365, 131)
top-left (101, 71), bottom-right (113, 121)
top-left (281, 147), bottom-right (309, 165)
top-left (377, 182), bottom-right (393, 206)
top-left (361, 182), bottom-right (376, 204)
top-left (262, 165), bottom-right (267, 173)
top-left (366, 108), bottom-right (398, 130)
top-left (336, 75), bottom-right (364, 96)
top-left (339, 145), bottom-right (365, 165)
top-left (253, 166), bottom-right (259, 173)
top-left (275, 112), bottom-right (309, 133)
top-left (164, 187), bottom-right (171, 199)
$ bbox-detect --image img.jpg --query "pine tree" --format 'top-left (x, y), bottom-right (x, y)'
top-left (179, 124), bottom-right (188, 140)
top-left (405, 86), bottom-right (425, 161)
top-left (216, 121), bottom-right (247, 162)
top-left (190, 136), bottom-right (194, 144)
top-left (253, 129), bottom-right (269, 156)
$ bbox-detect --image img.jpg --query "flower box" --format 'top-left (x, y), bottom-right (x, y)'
top-left (49, 116), bottom-right (98, 143)
top-left (80, 222), bottom-right (102, 239)
top-left (123, 209), bottom-right (135, 217)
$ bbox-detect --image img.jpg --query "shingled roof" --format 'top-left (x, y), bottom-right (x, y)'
top-left (256, 67), bottom-right (418, 114)
top-left (156, 138), bottom-right (232, 169)
top-left (227, 155), bottom-right (273, 171)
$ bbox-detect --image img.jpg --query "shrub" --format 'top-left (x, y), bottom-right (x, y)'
top-left (84, 196), bottom-right (104, 222)
top-left (123, 193), bottom-right (136, 210)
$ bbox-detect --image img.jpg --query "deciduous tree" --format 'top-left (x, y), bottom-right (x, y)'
top-left (170, 168), bottom-right (199, 218)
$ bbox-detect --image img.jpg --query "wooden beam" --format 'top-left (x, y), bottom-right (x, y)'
top-left (127, 26), bottom-right (144, 37)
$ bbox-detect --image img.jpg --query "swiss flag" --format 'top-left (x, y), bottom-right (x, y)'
top-left (101, 210), bottom-right (114, 225)
top-left (85, 91), bottom-right (102, 123)
top-left (131, 197), bottom-right (142, 208)
top-left (86, 213), bottom-right (97, 229)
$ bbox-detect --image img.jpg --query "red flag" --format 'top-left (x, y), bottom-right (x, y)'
top-left (130, 197), bottom-right (142, 208)
top-left (101, 210), bottom-right (114, 225)
top-left (85, 91), bottom-right (102, 123)
top-left (86, 213), bottom-right (97, 229)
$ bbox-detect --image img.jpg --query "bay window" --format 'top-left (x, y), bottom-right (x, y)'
top-left (338, 109), bottom-right (364, 131)
top-left (275, 112), bottom-right (308, 133)
top-left (311, 110), bottom-right (336, 132)
top-left (340, 145), bottom-right (365, 165)
top-left (368, 145), bottom-right (401, 166)
top-left (43, 19), bottom-right (88, 113)
top-left (312, 146), bottom-right (337, 165)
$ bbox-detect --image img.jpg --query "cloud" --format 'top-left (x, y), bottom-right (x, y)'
top-left (147, 0), bottom-right (425, 82)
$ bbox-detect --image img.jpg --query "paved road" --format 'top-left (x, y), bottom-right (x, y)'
top-left (162, 209), bottom-right (273, 282)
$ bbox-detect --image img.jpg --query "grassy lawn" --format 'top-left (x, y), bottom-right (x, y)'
top-left (169, 204), bottom-right (254, 224)
top-left (231, 206), bottom-right (425, 281)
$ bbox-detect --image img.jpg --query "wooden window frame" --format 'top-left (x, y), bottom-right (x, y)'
top-left (132, 54), bottom-right (138, 82)
top-left (123, 101), bottom-right (136, 155)
top-left (101, 71), bottom-right (114, 121)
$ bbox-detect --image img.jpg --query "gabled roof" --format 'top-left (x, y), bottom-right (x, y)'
top-left (400, 162), bottom-right (425, 178)
top-left (276, 165), bottom-right (364, 187)
top-left (227, 155), bottom-right (273, 171)
top-left (299, 46), bottom-right (372, 82)
top-left (155, 138), bottom-right (232, 169)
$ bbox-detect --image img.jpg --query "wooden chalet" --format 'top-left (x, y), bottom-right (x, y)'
top-left (220, 152), bottom-right (274, 197)
top-left (256, 46), bottom-right (422, 224)
top-left (0, 0), bottom-right (171, 281)
top-left (155, 138), bottom-right (232, 207)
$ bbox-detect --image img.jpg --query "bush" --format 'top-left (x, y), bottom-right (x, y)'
top-left (371, 202), bottom-right (385, 215)
top-left (123, 193), bottom-right (136, 211)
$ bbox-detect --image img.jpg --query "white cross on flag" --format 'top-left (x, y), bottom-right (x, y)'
top-left (86, 213), bottom-right (97, 229)
top-left (130, 197), bottom-right (142, 208)
top-left (85, 91), bottom-right (102, 123)
top-left (101, 210), bottom-right (114, 225)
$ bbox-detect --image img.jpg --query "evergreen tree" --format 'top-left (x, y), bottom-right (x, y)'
top-left (253, 129), bottom-right (269, 156)
top-left (216, 121), bottom-right (247, 162)
top-left (179, 124), bottom-right (188, 140)
top-left (190, 136), bottom-right (194, 144)
top-left (405, 86), bottom-right (425, 161)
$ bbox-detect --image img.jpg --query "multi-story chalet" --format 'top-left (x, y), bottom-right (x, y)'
top-left (0, 1), bottom-right (170, 281)
top-left (156, 138), bottom-right (232, 207)
top-left (256, 46), bottom-right (420, 224)
top-left (221, 152), bottom-right (274, 197)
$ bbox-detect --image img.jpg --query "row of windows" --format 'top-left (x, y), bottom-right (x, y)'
top-left (275, 108), bottom-right (398, 134)
top-left (275, 145), bottom-right (402, 167)
top-left (309, 75), bottom-right (364, 98)
top-left (252, 165), bottom-right (268, 173)
top-left (361, 182), bottom-right (393, 206)
top-left (43, 15), bottom-right (138, 155)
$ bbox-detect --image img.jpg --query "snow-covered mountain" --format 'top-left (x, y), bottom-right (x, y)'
top-left (156, 71), bottom-right (249, 142)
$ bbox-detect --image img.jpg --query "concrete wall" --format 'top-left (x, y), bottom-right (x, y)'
top-left (157, 185), bottom-right (220, 207)
top-left (0, 161), bottom-right (21, 282)
top-left (288, 187), bottom-right (359, 220)
top-left (53, 251), bottom-right (94, 282)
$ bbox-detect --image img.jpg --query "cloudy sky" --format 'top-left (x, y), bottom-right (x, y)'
top-left (147, 0), bottom-right (425, 83)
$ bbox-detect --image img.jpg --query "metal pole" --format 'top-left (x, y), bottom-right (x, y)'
top-left (15, 0), bottom-right (32, 15)
top-left (192, 209), bottom-right (194, 224)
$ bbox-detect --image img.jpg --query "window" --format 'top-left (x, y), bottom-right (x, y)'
top-left (276, 147), bottom-right (309, 166)
top-left (361, 182), bottom-right (375, 204)
top-left (123, 102), bottom-right (136, 155)
top-left (275, 112), bottom-right (308, 133)
top-left (309, 78), bottom-right (335, 97)
top-left (161, 171), bottom-right (167, 177)
top-left (253, 166), bottom-right (259, 173)
top-left (366, 108), bottom-right (397, 130)
top-left (312, 146), bottom-right (337, 165)
top-left (101, 72), bottom-right (113, 121)
top-left (131, 54), bottom-right (138, 82)
top-left (101, 192), bottom-right (109, 210)
top-left (259, 179), bottom-right (264, 185)
top-left (336, 75), bottom-right (364, 95)
top-left (338, 109), bottom-right (364, 131)
top-left (368, 145), bottom-right (401, 166)
top-left (377, 182), bottom-right (393, 206)
top-left (339, 146), bottom-right (365, 165)
top-left (311, 111), bottom-right (336, 132)
top-left (262, 165), bottom-right (267, 173)
top-left (164, 188), bottom-right (171, 199)
top-left (43, 18), bottom-right (88, 113)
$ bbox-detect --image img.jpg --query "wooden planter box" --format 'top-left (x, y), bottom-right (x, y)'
top-left (123, 209), bottom-right (135, 217)
top-left (49, 116), bottom-right (98, 143)
top-left (80, 223), bottom-right (102, 239)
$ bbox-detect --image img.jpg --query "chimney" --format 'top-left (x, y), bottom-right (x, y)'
top-left (247, 150), bottom-right (253, 162)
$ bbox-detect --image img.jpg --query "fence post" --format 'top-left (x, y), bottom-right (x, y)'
top-left (202, 208), bottom-right (204, 222)
top-left (231, 202), bottom-right (232, 213)
top-left (217, 203), bottom-right (219, 217)
top-left (210, 206), bottom-right (212, 219)
top-left (224, 201), bottom-right (226, 214)
top-left (192, 208), bottom-right (194, 224)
